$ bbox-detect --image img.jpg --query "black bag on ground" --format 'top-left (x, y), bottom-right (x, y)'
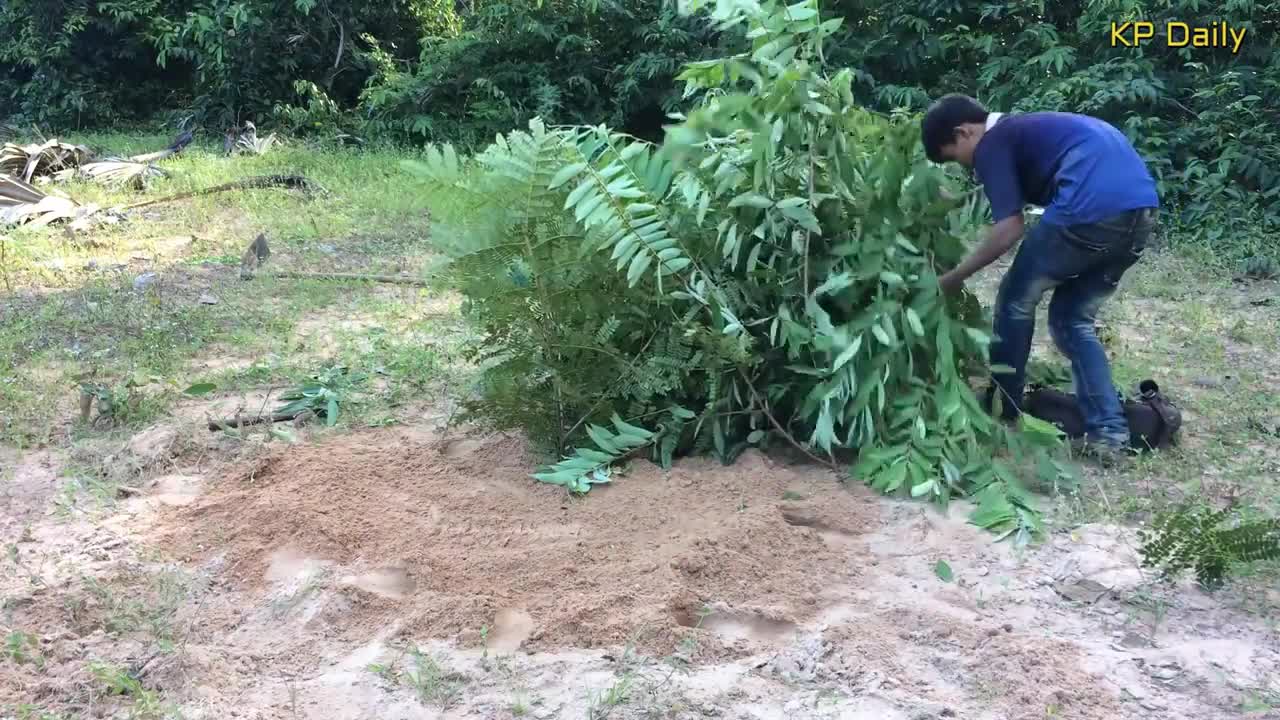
top-left (1022, 379), bottom-right (1182, 451)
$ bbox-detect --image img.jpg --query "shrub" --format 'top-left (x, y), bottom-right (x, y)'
top-left (407, 0), bottom-right (1077, 543)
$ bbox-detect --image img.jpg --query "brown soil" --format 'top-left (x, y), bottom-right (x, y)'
top-left (5, 423), bottom-right (1278, 720)
top-left (159, 429), bottom-right (873, 660)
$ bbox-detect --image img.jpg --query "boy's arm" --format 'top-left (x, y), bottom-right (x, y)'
top-left (939, 214), bottom-right (1024, 293)
top-left (940, 134), bottom-right (1026, 293)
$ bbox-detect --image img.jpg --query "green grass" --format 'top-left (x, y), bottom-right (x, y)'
top-left (0, 132), bottom-right (472, 446)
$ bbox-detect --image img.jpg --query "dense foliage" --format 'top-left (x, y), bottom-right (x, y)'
top-left (407, 0), bottom-right (1078, 542)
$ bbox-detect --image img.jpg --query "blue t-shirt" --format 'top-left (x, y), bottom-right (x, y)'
top-left (973, 112), bottom-right (1159, 227)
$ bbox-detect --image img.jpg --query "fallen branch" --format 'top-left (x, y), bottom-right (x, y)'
top-left (268, 270), bottom-right (430, 286)
top-left (120, 175), bottom-right (323, 211)
top-left (737, 366), bottom-right (840, 472)
top-left (127, 129), bottom-right (195, 164)
top-left (207, 412), bottom-right (300, 432)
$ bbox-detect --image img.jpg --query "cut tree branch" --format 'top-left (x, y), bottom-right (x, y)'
top-left (119, 175), bottom-right (322, 211)
top-left (736, 366), bottom-right (839, 471)
top-left (207, 412), bottom-right (300, 432)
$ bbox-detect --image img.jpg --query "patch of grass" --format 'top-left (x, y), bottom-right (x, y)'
top-left (367, 643), bottom-right (466, 708)
top-left (4, 629), bottom-right (45, 668)
top-left (76, 566), bottom-right (194, 651)
top-left (582, 611), bottom-right (709, 719)
top-left (12, 705), bottom-right (72, 720)
top-left (88, 661), bottom-right (177, 720)
top-left (403, 646), bottom-right (465, 708)
top-left (1, 132), bottom-right (453, 447)
top-left (54, 465), bottom-right (127, 515)
top-left (586, 674), bottom-right (635, 719)
top-left (0, 272), bottom-right (348, 444)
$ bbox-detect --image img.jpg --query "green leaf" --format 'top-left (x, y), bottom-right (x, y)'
top-left (934, 560), bottom-right (954, 583)
top-left (910, 479), bottom-right (936, 497)
top-left (871, 325), bottom-right (891, 346)
top-left (728, 192), bottom-right (773, 209)
top-left (548, 162), bottom-right (587, 189)
top-left (627, 249), bottom-right (654, 286)
top-left (326, 397), bottom-right (339, 426)
top-left (878, 461), bottom-right (907, 492)
top-left (269, 427), bottom-right (297, 443)
top-left (905, 308), bottom-right (924, 337)
top-left (965, 328), bottom-right (991, 346)
top-left (611, 414), bottom-right (655, 441)
top-left (832, 334), bottom-right (863, 371)
top-left (183, 383), bottom-right (216, 396)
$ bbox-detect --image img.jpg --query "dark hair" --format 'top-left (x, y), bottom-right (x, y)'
top-left (921, 94), bottom-right (989, 163)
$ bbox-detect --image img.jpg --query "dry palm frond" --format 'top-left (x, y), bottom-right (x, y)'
top-left (0, 174), bottom-right (85, 227)
top-left (0, 139), bottom-right (93, 182)
top-left (56, 160), bottom-right (166, 189)
top-left (237, 131), bottom-right (279, 156)
top-left (128, 129), bottom-right (195, 164)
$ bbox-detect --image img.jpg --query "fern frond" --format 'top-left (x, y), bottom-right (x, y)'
top-left (557, 130), bottom-right (695, 290)
top-left (531, 414), bottom-right (657, 493)
top-left (1138, 502), bottom-right (1280, 588)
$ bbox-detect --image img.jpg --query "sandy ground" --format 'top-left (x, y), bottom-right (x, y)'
top-left (2, 413), bottom-right (1278, 720)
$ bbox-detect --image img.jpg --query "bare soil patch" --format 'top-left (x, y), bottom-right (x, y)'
top-left (3, 425), bottom-right (1278, 720)
top-left (157, 429), bottom-right (872, 660)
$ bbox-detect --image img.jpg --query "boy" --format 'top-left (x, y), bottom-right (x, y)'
top-left (920, 94), bottom-right (1159, 460)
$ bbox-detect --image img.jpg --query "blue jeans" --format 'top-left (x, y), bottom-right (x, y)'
top-left (987, 207), bottom-right (1156, 444)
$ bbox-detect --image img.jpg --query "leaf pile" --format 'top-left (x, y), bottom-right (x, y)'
top-left (406, 0), bottom-right (1075, 542)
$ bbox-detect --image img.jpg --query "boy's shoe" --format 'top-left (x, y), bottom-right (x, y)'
top-left (1070, 435), bottom-right (1135, 466)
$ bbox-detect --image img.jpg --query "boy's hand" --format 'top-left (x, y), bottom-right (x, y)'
top-left (939, 271), bottom-right (965, 295)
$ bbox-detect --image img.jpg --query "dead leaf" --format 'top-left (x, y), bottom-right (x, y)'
top-left (0, 139), bottom-right (92, 181)
top-left (56, 160), bottom-right (165, 189)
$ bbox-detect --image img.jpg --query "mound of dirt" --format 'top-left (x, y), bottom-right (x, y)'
top-left (160, 429), bottom-right (876, 659)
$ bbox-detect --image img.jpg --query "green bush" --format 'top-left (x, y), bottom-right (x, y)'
top-left (407, 0), bottom-right (1078, 543)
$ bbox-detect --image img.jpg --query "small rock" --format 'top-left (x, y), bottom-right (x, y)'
top-left (1192, 376), bottom-right (1222, 389)
top-left (975, 566), bottom-right (989, 576)
top-left (1120, 631), bottom-right (1153, 649)
top-left (1121, 681), bottom-right (1150, 703)
top-left (198, 293), bottom-right (219, 305)
top-left (133, 272), bottom-right (159, 292)
top-left (318, 243), bottom-right (337, 255)
top-left (1053, 578), bottom-right (1110, 604)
